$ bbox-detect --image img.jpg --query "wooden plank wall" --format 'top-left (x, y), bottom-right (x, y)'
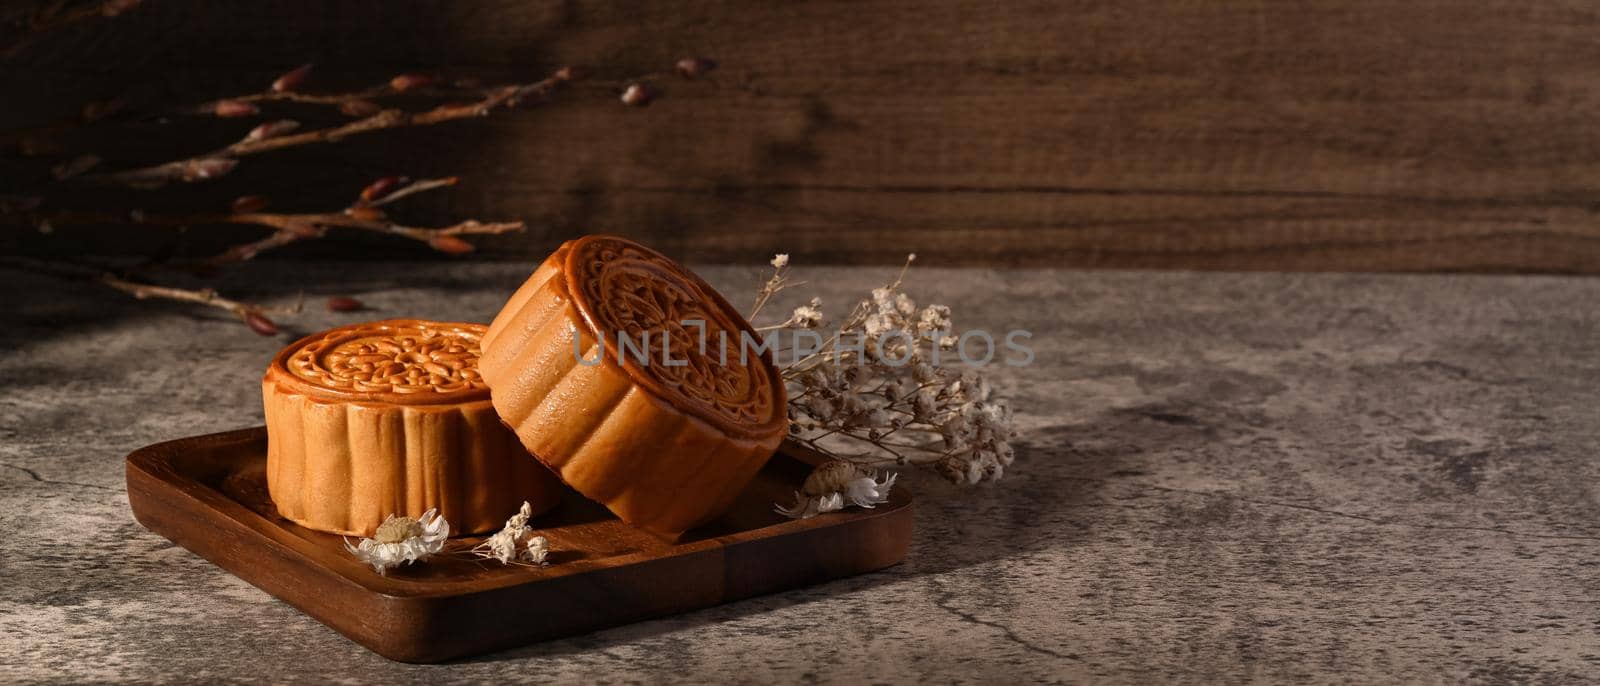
top-left (5, 0), bottom-right (1600, 270)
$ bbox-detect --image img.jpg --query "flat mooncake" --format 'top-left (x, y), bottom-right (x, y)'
top-left (480, 235), bottom-right (788, 539)
top-left (263, 319), bottom-right (563, 537)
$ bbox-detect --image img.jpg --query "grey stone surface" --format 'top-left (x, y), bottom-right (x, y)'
top-left (3, 261), bottom-right (1600, 684)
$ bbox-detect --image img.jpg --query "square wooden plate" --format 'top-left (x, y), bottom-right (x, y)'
top-left (126, 427), bottom-right (913, 663)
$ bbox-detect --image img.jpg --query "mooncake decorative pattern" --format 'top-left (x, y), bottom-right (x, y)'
top-left (569, 236), bottom-right (779, 432)
top-left (279, 321), bottom-right (487, 400)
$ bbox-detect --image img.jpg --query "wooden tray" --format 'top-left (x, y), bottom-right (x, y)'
top-left (126, 427), bottom-right (912, 663)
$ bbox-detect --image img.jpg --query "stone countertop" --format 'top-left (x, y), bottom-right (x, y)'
top-left (4, 261), bottom-right (1599, 684)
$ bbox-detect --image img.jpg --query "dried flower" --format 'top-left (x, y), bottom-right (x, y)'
top-left (775, 460), bottom-right (896, 519)
top-left (472, 501), bottom-right (550, 566)
top-left (523, 536), bottom-right (549, 564)
top-left (343, 508), bottom-right (449, 574)
top-left (771, 253), bottom-right (789, 269)
top-left (749, 253), bottom-right (1017, 487)
top-left (790, 297), bottom-right (824, 328)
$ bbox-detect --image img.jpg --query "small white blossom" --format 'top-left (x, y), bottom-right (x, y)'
top-left (344, 509), bottom-right (449, 575)
top-left (522, 535), bottom-right (550, 565)
top-left (472, 501), bottom-right (549, 565)
top-left (790, 300), bottom-right (824, 328)
top-left (775, 460), bottom-right (897, 519)
top-left (913, 390), bottom-right (937, 421)
top-left (771, 254), bottom-right (789, 269)
top-left (894, 292), bottom-right (916, 317)
top-left (863, 312), bottom-right (895, 338)
top-left (752, 251), bottom-right (1017, 488)
top-left (882, 381), bottom-right (903, 402)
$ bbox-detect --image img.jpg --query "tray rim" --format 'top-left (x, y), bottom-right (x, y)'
top-left (126, 426), bottom-right (914, 601)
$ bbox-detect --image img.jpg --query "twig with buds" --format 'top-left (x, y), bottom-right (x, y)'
top-left (80, 57), bottom-right (702, 189)
top-left (0, 256), bottom-right (296, 335)
top-left (4, 55), bottom-right (717, 333)
top-left (3, 0), bottom-right (142, 58)
top-left (9, 176), bottom-right (524, 264)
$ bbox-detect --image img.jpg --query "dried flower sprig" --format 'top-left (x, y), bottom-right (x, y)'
top-left (344, 508), bottom-right (450, 575)
top-left (752, 254), bottom-right (1017, 488)
top-left (775, 459), bottom-right (897, 519)
top-left (470, 501), bottom-right (550, 566)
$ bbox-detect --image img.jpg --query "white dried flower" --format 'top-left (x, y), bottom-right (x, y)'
top-left (882, 381), bottom-right (903, 402)
top-left (522, 535), bottom-right (549, 565)
top-left (864, 312), bottom-right (895, 338)
top-left (472, 501), bottom-right (547, 565)
top-left (476, 528), bottom-right (520, 564)
top-left (755, 251), bottom-right (1017, 489)
top-left (771, 253), bottom-right (789, 269)
top-left (791, 299), bottom-right (824, 328)
top-left (344, 509), bottom-right (449, 575)
top-left (894, 292), bottom-right (916, 317)
top-left (775, 460), bottom-right (897, 519)
top-left (805, 394), bottom-right (835, 421)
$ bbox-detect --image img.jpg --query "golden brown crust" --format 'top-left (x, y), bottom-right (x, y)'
top-left (263, 320), bottom-right (562, 537)
top-left (480, 236), bottom-right (788, 539)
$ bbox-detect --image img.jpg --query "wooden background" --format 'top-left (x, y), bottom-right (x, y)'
top-left (5, 0), bottom-right (1600, 271)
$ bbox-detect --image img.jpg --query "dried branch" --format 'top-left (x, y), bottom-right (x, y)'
top-left (3, 55), bottom-right (712, 331)
top-left (0, 256), bottom-right (293, 335)
top-left (5, 176), bottom-right (524, 264)
top-left (85, 70), bottom-right (572, 189)
top-left (3, 0), bottom-right (141, 58)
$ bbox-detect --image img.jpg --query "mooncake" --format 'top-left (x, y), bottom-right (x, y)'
top-left (479, 235), bottom-right (788, 539)
top-left (263, 319), bottom-right (563, 537)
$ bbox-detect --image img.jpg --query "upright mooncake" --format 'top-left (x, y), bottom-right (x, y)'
top-left (263, 319), bottom-right (563, 537)
top-left (480, 235), bottom-right (788, 539)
